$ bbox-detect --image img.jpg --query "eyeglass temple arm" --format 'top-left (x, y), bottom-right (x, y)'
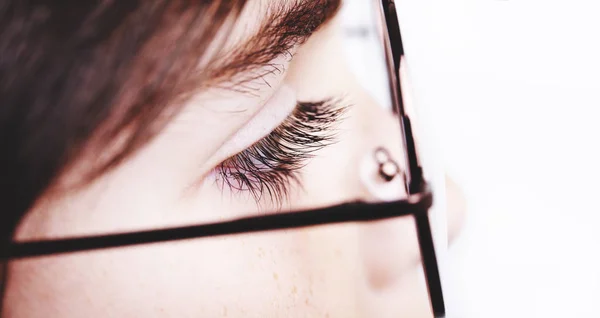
top-left (1, 192), bottom-right (432, 261)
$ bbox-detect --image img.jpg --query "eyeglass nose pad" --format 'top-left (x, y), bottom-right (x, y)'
top-left (373, 147), bottom-right (401, 181)
top-left (359, 146), bottom-right (407, 202)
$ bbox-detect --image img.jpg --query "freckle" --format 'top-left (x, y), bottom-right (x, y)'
top-left (273, 272), bottom-right (279, 280)
top-left (291, 286), bottom-right (297, 294)
top-left (305, 298), bottom-right (310, 305)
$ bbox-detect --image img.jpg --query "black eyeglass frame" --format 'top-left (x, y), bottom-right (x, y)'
top-left (1, 1), bottom-right (446, 317)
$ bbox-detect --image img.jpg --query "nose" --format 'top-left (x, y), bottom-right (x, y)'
top-left (354, 100), bottom-right (421, 291)
top-left (446, 176), bottom-right (467, 244)
top-left (352, 86), bottom-right (466, 317)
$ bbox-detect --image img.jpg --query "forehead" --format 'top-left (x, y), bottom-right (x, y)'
top-left (212, 0), bottom-right (288, 56)
top-left (226, 0), bottom-right (299, 44)
top-left (215, 0), bottom-right (340, 56)
top-left (199, 0), bottom-right (341, 85)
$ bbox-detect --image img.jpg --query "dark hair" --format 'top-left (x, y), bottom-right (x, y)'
top-left (0, 0), bottom-right (246, 244)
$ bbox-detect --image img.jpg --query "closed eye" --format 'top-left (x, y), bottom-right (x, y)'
top-left (215, 99), bottom-right (347, 207)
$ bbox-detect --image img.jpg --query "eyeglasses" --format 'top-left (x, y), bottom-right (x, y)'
top-left (0, 1), bottom-right (446, 317)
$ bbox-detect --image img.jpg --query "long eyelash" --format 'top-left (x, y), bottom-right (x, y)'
top-left (216, 99), bottom-right (347, 206)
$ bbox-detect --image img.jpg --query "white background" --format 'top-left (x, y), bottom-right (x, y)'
top-left (342, 0), bottom-right (600, 317)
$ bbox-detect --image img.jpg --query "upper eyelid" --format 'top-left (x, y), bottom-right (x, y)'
top-left (216, 99), bottom-right (348, 206)
top-left (204, 31), bottom-right (298, 90)
top-left (212, 52), bottom-right (295, 95)
top-left (206, 27), bottom-right (303, 94)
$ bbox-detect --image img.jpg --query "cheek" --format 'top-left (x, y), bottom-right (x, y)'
top-left (3, 227), bottom-right (362, 318)
top-left (359, 218), bottom-right (422, 291)
top-left (4, 241), bottom-right (249, 317)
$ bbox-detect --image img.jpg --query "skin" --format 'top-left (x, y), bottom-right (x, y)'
top-left (3, 1), bottom-right (465, 317)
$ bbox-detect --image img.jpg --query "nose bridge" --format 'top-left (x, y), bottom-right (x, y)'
top-left (352, 91), bottom-right (419, 289)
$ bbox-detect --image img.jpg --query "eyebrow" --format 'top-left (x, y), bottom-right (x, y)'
top-left (206, 0), bottom-right (342, 88)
